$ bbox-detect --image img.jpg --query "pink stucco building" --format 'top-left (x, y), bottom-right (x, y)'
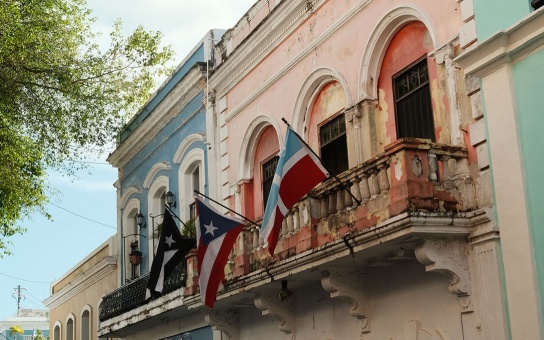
top-left (98, 1), bottom-right (508, 339)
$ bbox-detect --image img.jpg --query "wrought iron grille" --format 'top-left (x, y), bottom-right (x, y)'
top-left (393, 57), bottom-right (435, 141)
top-left (99, 261), bottom-right (187, 322)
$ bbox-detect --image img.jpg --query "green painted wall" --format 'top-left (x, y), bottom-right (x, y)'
top-left (473, 0), bottom-right (532, 40)
top-left (513, 47), bottom-right (544, 328)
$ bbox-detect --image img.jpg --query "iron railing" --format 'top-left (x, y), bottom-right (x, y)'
top-left (99, 261), bottom-right (187, 321)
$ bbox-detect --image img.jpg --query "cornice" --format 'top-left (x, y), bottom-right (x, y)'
top-left (212, 0), bottom-right (375, 123)
top-left (210, 0), bottom-right (325, 95)
top-left (184, 210), bottom-right (488, 309)
top-left (456, 8), bottom-right (544, 77)
top-left (43, 257), bottom-right (117, 310)
top-left (108, 65), bottom-right (207, 169)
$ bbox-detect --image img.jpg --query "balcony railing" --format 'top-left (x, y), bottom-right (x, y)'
top-left (99, 261), bottom-right (187, 321)
top-left (100, 138), bottom-right (473, 323)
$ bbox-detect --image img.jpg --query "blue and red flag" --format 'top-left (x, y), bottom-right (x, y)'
top-left (195, 196), bottom-right (244, 308)
top-left (261, 127), bottom-right (329, 255)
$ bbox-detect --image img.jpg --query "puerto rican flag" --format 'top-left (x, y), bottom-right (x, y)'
top-left (195, 196), bottom-right (244, 308)
top-left (261, 127), bottom-right (329, 255)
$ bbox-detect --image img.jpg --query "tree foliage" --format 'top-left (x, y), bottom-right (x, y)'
top-left (0, 0), bottom-right (174, 256)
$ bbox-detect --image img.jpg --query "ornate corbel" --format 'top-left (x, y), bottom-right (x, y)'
top-left (415, 238), bottom-right (473, 311)
top-left (321, 270), bottom-right (370, 333)
top-left (205, 309), bottom-right (240, 340)
top-left (254, 290), bottom-right (294, 334)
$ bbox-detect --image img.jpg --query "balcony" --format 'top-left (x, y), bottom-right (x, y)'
top-left (100, 138), bottom-right (487, 336)
top-left (99, 261), bottom-right (187, 322)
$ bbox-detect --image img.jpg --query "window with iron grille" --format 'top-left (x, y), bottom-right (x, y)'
top-left (262, 155), bottom-right (279, 207)
top-left (393, 57), bottom-right (435, 141)
top-left (320, 113), bottom-right (348, 176)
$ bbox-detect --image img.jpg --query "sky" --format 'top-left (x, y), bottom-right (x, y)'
top-left (0, 0), bottom-right (256, 321)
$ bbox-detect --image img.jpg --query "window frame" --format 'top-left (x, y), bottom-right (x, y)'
top-left (318, 111), bottom-right (348, 176)
top-left (392, 55), bottom-right (435, 141)
top-left (261, 154), bottom-right (279, 208)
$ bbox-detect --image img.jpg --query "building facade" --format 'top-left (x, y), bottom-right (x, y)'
top-left (98, 31), bottom-right (223, 339)
top-left (43, 237), bottom-right (117, 340)
top-left (456, 1), bottom-right (544, 338)
top-left (0, 309), bottom-right (49, 340)
top-left (97, 0), bottom-right (513, 339)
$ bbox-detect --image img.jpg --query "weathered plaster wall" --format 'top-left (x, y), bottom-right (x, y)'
top-left (234, 262), bottom-right (463, 339)
top-left (307, 81), bottom-right (346, 150)
top-left (247, 126), bottom-right (279, 218)
top-left (221, 0), bottom-right (464, 201)
top-left (377, 22), bottom-right (441, 148)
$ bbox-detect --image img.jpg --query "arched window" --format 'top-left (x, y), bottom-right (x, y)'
top-left (378, 21), bottom-right (436, 142)
top-left (53, 321), bottom-right (61, 340)
top-left (307, 81), bottom-right (348, 176)
top-left (81, 306), bottom-right (91, 340)
top-left (252, 126), bottom-right (279, 217)
top-left (178, 148), bottom-right (205, 222)
top-left (147, 175), bottom-right (169, 267)
top-left (66, 315), bottom-right (75, 340)
top-left (238, 116), bottom-right (282, 220)
top-left (123, 198), bottom-right (141, 281)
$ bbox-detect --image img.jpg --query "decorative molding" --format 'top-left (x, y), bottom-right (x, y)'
top-left (415, 238), bottom-right (472, 310)
top-left (321, 270), bottom-right (371, 333)
top-left (456, 8), bottom-right (544, 78)
top-left (359, 5), bottom-right (438, 100)
top-left (43, 256), bottom-right (116, 309)
top-left (118, 186), bottom-right (142, 210)
top-left (108, 66), bottom-right (206, 169)
top-left (215, 0), bottom-right (380, 123)
top-left (292, 67), bottom-right (352, 135)
top-left (205, 309), bottom-right (240, 340)
top-left (143, 162), bottom-right (172, 189)
top-left (254, 290), bottom-right (294, 334)
top-left (173, 134), bottom-right (205, 164)
top-left (237, 115), bottom-right (282, 182)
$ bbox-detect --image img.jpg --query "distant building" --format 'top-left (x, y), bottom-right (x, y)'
top-left (44, 237), bottom-right (117, 340)
top-left (0, 309), bottom-right (49, 340)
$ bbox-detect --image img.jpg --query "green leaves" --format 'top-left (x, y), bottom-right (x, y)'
top-left (0, 0), bottom-right (174, 257)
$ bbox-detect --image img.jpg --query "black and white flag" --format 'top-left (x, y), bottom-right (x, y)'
top-left (145, 209), bottom-right (196, 300)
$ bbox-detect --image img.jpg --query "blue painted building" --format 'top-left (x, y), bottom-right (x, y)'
top-left (99, 30), bottom-right (225, 339)
top-left (457, 1), bottom-right (544, 338)
top-left (107, 30), bottom-right (222, 283)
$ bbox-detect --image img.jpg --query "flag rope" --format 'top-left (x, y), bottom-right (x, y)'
top-left (194, 190), bottom-right (260, 229)
top-left (281, 117), bottom-right (362, 205)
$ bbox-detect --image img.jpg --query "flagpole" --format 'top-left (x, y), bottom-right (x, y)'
top-left (194, 190), bottom-right (261, 228)
top-left (165, 205), bottom-right (197, 239)
top-left (281, 117), bottom-right (362, 205)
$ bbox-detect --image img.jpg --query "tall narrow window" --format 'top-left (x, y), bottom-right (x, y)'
top-left (262, 156), bottom-right (279, 207)
top-left (188, 163), bottom-right (200, 220)
top-left (81, 309), bottom-right (90, 340)
top-left (66, 318), bottom-right (74, 340)
top-left (393, 57), bottom-right (435, 141)
top-left (320, 113), bottom-right (348, 176)
top-left (53, 324), bottom-right (61, 340)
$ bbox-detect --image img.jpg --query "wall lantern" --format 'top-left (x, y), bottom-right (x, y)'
top-left (136, 212), bottom-right (146, 228)
top-left (166, 191), bottom-right (176, 208)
